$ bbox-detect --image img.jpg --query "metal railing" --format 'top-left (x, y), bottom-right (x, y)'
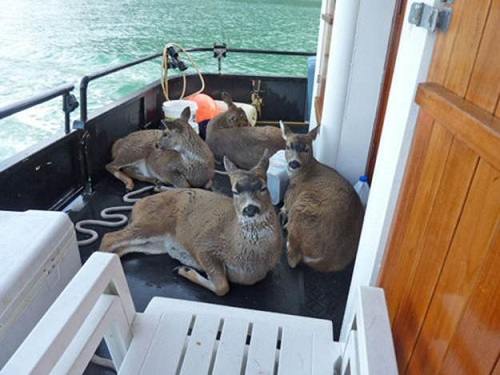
top-left (0, 46), bottom-right (315, 130)
top-left (79, 46), bottom-right (315, 123)
top-left (0, 83), bottom-right (78, 134)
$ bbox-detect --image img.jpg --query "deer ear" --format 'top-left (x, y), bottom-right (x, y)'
top-left (279, 120), bottom-right (292, 140)
top-left (180, 106), bottom-right (191, 122)
top-left (221, 92), bottom-right (234, 107)
top-left (308, 124), bottom-right (320, 140)
top-left (223, 156), bottom-right (238, 174)
top-left (253, 149), bottom-right (270, 178)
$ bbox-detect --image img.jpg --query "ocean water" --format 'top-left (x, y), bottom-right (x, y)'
top-left (0, 0), bottom-right (321, 162)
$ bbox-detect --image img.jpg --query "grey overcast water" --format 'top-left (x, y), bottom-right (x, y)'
top-left (0, 0), bottom-right (321, 161)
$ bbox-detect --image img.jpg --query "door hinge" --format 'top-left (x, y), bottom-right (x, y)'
top-left (408, 2), bottom-right (452, 32)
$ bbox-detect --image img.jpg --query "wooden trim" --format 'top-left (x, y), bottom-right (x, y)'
top-left (365, 0), bottom-right (408, 181)
top-left (416, 82), bottom-right (500, 168)
top-left (321, 13), bottom-right (334, 25)
top-left (314, 95), bottom-right (323, 125)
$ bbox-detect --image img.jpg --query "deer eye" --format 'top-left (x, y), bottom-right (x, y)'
top-left (260, 186), bottom-right (268, 193)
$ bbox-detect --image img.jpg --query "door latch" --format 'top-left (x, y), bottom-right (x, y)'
top-left (408, 2), bottom-right (452, 32)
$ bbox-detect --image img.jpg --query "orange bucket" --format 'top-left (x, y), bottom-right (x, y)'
top-left (186, 93), bottom-right (221, 123)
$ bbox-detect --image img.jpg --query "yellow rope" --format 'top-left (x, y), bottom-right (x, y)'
top-left (161, 43), bottom-right (206, 101)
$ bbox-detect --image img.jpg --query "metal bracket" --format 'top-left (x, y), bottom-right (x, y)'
top-left (72, 119), bottom-right (85, 130)
top-left (63, 93), bottom-right (79, 114)
top-left (213, 43), bottom-right (227, 74)
top-left (62, 93), bottom-right (79, 134)
top-left (408, 2), bottom-right (452, 32)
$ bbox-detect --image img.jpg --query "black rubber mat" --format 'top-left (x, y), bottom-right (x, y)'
top-left (67, 172), bottom-right (354, 362)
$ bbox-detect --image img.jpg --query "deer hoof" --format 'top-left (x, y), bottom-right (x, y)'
top-left (287, 245), bottom-right (301, 268)
top-left (174, 265), bottom-right (193, 276)
top-left (279, 210), bottom-right (288, 227)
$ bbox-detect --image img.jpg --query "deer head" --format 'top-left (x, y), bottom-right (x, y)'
top-left (280, 121), bottom-right (320, 176)
top-left (223, 150), bottom-right (272, 221)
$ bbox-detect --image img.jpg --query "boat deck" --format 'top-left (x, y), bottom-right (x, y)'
top-left (66, 172), bottom-right (353, 372)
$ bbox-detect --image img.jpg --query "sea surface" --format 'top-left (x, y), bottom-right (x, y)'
top-left (0, 0), bottom-right (321, 161)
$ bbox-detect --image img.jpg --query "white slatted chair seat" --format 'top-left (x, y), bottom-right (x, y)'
top-left (121, 298), bottom-right (338, 375)
top-left (1, 253), bottom-right (397, 375)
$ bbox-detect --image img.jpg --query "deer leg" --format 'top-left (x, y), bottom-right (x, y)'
top-left (176, 258), bottom-right (229, 296)
top-left (279, 206), bottom-right (288, 228)
top-left (204, 179), bottom-right (213, 190)
top-left (106, 162), bottom-right (135, 191)
top-left (286, 232), bottom-right (302, 268)
top-left (100, 226), bottom-right (164, 257)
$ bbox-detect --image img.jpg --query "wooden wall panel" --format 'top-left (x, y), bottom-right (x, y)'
top-left (392, 137), bottom-right (479, 372)
top-left (442, 0), bottom-right (492, 96)
top-left (493, 358), bottom-right (500, 375)
top-left (440, 228), bottom-right (500, 374)
top-left (378, 111), bottom-right (433, 319)
top-left (381, 122), bottom-right (452, 322)
top-left (429, 0), bottom-right (500, 116)
top-left (416, 83), bottom-right (500, 168)
top-left (407, 160), bottom-right (500, 374)
top-left (427, 0), bottom-right (466, 84)
top-left (465, 0), bottom-right (500, 113)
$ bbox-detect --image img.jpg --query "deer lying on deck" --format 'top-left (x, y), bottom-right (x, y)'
top-left (280, 121), bottom-right (364, 272)
top-left (106, 107), bottom-right (214, 190)
top-left (100, 151), bottom-right (282, 296)
top-left (206, 92), bottom-right (285, 170)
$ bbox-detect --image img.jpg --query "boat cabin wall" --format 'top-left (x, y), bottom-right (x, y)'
top-left (0, 131), bottom-right (85, 211)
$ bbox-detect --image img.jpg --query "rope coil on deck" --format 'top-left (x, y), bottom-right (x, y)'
top-left (75, 185), bottom-right (161, 246)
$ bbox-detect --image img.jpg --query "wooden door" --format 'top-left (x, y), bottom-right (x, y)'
top-left (378, 1), bottom-right (500, 374)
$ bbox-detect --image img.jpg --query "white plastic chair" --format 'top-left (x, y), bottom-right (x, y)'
top-left (1, 252), bottom-right (397, 374)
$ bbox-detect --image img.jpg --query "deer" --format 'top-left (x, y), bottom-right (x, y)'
top-left (280, 121), bottom-right (364, 272)
top-left (206, 92), bottom-right (285, 170)
top-left (99, 151), bottom-right (282, 296)
top-left (105, 107), bottom-right (214, 190)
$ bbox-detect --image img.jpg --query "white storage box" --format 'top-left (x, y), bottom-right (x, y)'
top-left (0, 210), bottom-right (81, 367)
top-left (267, 150), bottom-right (289, 205)
top-left (162, 99), bottom-right (199, 132)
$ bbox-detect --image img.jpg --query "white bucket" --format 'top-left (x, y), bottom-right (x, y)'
top-left (266, 150), bottom-right (289, 205)
top-left (162, 100), bottom-right (199, 133)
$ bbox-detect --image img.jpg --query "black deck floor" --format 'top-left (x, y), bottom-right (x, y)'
top-left (67, 172), bottom-right (354, 354)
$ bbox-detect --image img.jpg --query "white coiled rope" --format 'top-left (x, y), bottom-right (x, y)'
top-left (75, 185), bottom-right (157, 246)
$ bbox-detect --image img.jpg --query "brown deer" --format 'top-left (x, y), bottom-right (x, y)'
top-left (100, 151), bottom-right (282, 296)
top-left (280, 121), bottom-right (364, 272)
top-left (206, 92), bottom-right (285, 170)
top-left (105, 107), bottom-right (214, 190)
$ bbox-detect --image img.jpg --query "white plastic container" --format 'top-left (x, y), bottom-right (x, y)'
top-left (354, 175), bottom-right (370, 207)
top-left (162, 100), bottom-right (199, 133)
top-left (267, 150), bottom-right (289, 205)
top-left (0, 210), bottom-right (81, 366)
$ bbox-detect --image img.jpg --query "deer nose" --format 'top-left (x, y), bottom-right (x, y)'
top-left (243, 205), bottom-right (260, 217)
top-left (288, 160), bottom-right (301, 169)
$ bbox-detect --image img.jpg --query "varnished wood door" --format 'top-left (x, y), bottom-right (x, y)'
top-left (379, 1), bottom-right (500, 374)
